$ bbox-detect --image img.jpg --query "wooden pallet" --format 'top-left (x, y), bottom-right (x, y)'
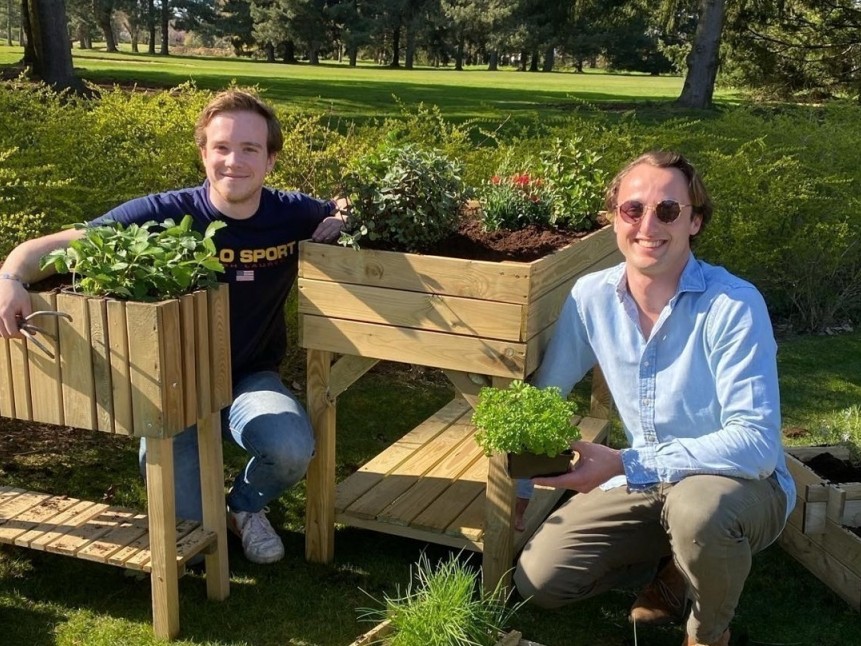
top-left (0, 486), bottom-right (215, 573)
top-left (335, 398), bottom-right (609, 552)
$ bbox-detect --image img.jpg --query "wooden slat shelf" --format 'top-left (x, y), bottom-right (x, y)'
top-left (0, 486), bottom-right (215, 573)
top-left (335, 399), bottom-right (610, 553)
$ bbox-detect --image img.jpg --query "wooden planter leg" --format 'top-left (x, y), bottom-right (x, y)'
top-left (482, 376), bottom-right (516, 595)
top-left (305, 349), bottom-right (335, 563)
top-left (146, 436), bottom-right (180, 640)
top-left (198, 412), bottom-right (229, 600)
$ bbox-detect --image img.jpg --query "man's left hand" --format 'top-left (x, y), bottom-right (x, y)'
top-left (531, 441), bottom-right (624, 493)
top-left (311, 214), bottom-right (347, 243)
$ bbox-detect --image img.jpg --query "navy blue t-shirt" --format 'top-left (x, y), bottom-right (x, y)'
top-left (92, 183), bottom-right (332, 378)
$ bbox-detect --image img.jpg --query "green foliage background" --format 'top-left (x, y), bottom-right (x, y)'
top-left (1, 81), bottom-right (859, 330)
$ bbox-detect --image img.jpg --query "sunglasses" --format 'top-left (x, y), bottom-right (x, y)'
top-left (617, 199), bottom-right (692, 224)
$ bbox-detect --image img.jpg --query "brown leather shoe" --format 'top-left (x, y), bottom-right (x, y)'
top-left (683, 628), bottom-right (730, 646)
top-left (629, 558), bottom-right (688, 625)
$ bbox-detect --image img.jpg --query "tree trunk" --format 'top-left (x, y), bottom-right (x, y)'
top-left (6, 0), bottom-right (12, 45)
top-left (75, 21), bottom-right (87, 48)
top-left (676, 0), bottom-right (726, 109)
top-left (159, 0), bottom-right (168, 55)
top-left (22, 0), bottom-right (85, 91)
top-left (348, 46), bottom-right (357, 67)
top-left (543, 46), bottom-right (554, 72)
top-left (146, 0), bottom-right (155, 53)
top-left (282, 40), bottom-right (296, 63)
top-left (519, 50), bottom-right (527, 71)
top-left (389, 25), bottom-right (400, 67)
top-left (487, 50), bottom-right (498, 71)
top-left (96, 4), bottom-right (117, 52)
top-left (529, 49), bottom-right (539, 71)
top-left (404, 25), bottom-right (414, 69)
top-left (263, 42), bottom-right (274, 62)
top-left (308, 44), bottom-right (319, 64)
top-left (455, 32), bottom-right (464, 71)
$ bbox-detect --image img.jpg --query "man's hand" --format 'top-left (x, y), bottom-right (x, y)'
top-left (312, 198), bottom-right (351, 243)
top-left (531, 441), bottom-right (624, 493)
top-left (0, 277), bottom-right (32, 339)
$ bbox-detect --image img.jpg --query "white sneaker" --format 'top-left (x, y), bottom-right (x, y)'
top-left (228, 508), bottom-right (285, 564)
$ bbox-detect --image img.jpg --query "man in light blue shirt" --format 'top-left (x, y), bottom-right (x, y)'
top-left (513, 151), bottom-right (794, 646)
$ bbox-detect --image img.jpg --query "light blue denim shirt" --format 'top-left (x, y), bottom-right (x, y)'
top-left (529, 255), bottom-right (795, 520)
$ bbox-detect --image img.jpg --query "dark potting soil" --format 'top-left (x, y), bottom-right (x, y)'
top-left (804, 452), bottom-right (861, 484)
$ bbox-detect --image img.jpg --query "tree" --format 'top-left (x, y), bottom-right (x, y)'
top-left (21, 0), bottom-right (86, 91)
top-left (676, 0), bottom-right (726, 108)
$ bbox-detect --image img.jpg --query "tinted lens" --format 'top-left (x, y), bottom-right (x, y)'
top-left (618, 200), bottom-right (645, 222)
top-left (618, 199), bottom-right (684, 223)
top-left (655, 200), bottom-right (682, 223)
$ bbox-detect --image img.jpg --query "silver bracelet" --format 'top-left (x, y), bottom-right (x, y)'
top-left (0, 272), bottom-right (29, 288)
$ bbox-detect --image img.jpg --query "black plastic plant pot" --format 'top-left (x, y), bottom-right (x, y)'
top-left (506, 449), bottom-right (576, 479)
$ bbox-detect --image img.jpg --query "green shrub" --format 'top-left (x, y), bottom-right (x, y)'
top-left (473, 380), bottom-right (580, 457)
top-left (478, 172), bottom-right (554, 231)
top-left (339, 141), bottom-right (467, 252)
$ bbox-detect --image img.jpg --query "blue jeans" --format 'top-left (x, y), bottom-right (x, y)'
top-left (139, 370), bottom-right (315, 521)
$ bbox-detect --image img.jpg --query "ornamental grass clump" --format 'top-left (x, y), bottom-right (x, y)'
top-left (358, 552), bottom-right (522, 646)
top-left (338, 141), bottom-right (467, 252)
top-left (40, 215), bottom-right (226, 301)
top-left (473, 380), bottom-right (580, 457)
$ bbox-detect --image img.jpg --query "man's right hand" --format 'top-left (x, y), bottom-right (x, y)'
top-left (0, 276), bottom-right (32, 339)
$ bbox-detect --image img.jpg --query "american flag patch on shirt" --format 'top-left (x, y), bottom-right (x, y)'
top-left (235, 270), bottom-right (255, 282)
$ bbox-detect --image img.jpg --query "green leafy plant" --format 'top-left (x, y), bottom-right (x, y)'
top-left (338, 141), bottom-right (467, 252)
top-left (40, 216), bottom-right (226, 301)
top-left (357, 552), bottom-right (522, 646)
top-left (473, 380), bottom-right (580, 457)
top-left (538, 137), bottom-right (608, 232)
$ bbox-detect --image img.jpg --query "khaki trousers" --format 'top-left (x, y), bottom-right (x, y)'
top-left (513, 474), bottom-right (786, 644)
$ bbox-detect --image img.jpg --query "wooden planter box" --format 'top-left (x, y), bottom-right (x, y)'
top-left (0, 284), bottom-right (232, 438)
top-left (0, 284), bottom-right (234, 639)
top-left (348, 620), bottom-right (541, 646)
top-left (298, 225), bottom-right (619, 379)
top-left (780, 446), bottom-right (861, 611)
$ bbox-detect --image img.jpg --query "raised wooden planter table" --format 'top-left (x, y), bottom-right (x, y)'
top-left (0, 285), bottom-right (233, 640)
top-left (298, 227), bottom-right (621, 592)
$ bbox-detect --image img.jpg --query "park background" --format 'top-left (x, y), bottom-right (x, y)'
top-left (1, 1), bottom-right (861, 644)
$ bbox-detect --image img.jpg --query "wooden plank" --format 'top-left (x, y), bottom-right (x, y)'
top-left (57, 292), bottom-right (96, 431)
top-left (301, 316), bottom-right (527, 379)
top-left (446, 491), bottom-right (486, 542)
top-left (0, 491), bottom-right (53, 525)
top-left (329, 355), bottom-right (378, 400)
top-left (305, 348), bottom-right (335, 564)
top-left (8, 335), bottom-right (31, 421)
top-left (179, 294), bottom-right (198, 429)
top-left (299, 241), bottom-right (532, 303)
top-left (107, 300), bottom-right (133, 436)
top-left (194, 290), bottom-right (212, 419)
top-left (127, 301), bottom-right (165, 437)
top-left (76, 512), bottom-right (148, 563)
top-left (208, 284), bottom-right (232, 411)
top-left (779, 521), bottom-right (861, 611)
top-left (787, 445), bottom-right (852, 462)
top-left (45, 507), bottom-right (138, 556)
top-left (170, 526), bottom-right (217, 569)
top-left (376, 425), bottom-right (484, 525)
top-left (443, 370), bottom-right (490, 410)
top-left (410, 453), bottom-right (488, 533)
top-left (198, 412), bottom-right (229, 600)
top-left (109, 519), bottom-right (198, 570)
top-left (145, 435), bottom-right (180, 639)
top-left (0, 495), bottom-right (80, 544)
top-left (483, 450), bottom-right (516, 593)
top-left (298, 279), bottom-right (525, 342)
top-left (158, 299), bottom-right (185, 436)
top-left (335, 512), bottom-right (480, 552)
top-left (336, 399), bottom-right (471, 512)
top-left (346, 421), bottom-right (477, 520)
top-left (785, 452), bottom-right (826, 491)
top-left (15, 499), bottom-right (100, 548)
top-left (528, 226), bottom-right (618, 299)
top-left (88, 297), bottom-right (114, 433)
top-left (349, 619), bottom-right (393, 646)
top-left (578, 417), bottom-right (610, 445)
top-left (26, 293), bottom-right (64, 426)
top-left (0, 337), bottom-right (14, 418)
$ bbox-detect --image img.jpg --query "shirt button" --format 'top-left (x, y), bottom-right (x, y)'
top-left (642, 398), bottom-right (650, 406)
top-left (643, 360), bottom-right (650, 367)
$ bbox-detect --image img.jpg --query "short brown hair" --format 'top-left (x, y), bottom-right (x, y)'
top-left (194, 90), bottom-right (284, 155)
top-left (604, 150), bottom-right (713, 242)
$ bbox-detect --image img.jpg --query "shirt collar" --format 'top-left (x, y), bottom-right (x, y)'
top-left (609, 253), bottom-right (705, 302)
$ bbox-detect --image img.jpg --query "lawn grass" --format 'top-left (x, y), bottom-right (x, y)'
top-left (0, 44), bottom-right (743, 122)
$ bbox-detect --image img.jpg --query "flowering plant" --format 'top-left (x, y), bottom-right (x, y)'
top-left (478, 172), bottom-right (554, 231)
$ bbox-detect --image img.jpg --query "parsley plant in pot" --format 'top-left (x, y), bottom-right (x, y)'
top-left (473, 380), bottom-right (581, 479)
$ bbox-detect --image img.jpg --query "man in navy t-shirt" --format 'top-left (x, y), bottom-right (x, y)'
top-left (0, 89), bottom-right (348, 564)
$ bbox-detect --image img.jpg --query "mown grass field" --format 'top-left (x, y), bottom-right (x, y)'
top-left (1, 46), bottom-right (860, 645)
